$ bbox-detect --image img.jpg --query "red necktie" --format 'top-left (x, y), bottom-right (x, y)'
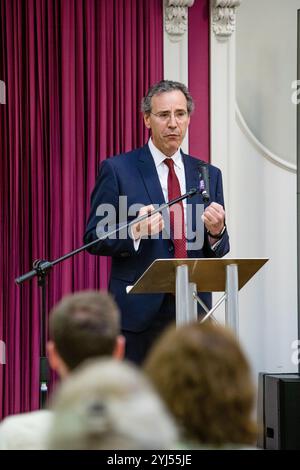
top-left (164, 158), bottom-right (187, 258)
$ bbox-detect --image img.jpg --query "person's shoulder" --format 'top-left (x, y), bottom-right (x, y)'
top-left (0, 410), bottom-right (52, 450)
top-left (0, 409), bottom-right (51, 427)
top-left (105, 145), bottom-right (148, 166)
top-left (0, 410), bottom-right (52, 434)
top-left (183, 153), bottom-right (222, 175)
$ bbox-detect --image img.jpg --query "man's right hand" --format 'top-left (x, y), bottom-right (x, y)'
top-left (131, 205), bottom-right (164, 241)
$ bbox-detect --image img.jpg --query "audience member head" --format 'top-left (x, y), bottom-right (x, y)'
top-left (47, 358), bottom-right (178, 450)
top-left (47, 290), bottom-right (124, 378)
top-left (144, 321), bottom-right (257, 447)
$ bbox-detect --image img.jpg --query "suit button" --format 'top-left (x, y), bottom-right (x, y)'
top-left (168, 245), bottom-right (174, 253)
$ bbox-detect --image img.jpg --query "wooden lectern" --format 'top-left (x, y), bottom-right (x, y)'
top-left (128, 258), bottom-right (268, 334)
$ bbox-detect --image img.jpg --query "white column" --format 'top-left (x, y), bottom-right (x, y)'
top-left (210, 0), bottom-right (241, 324)
top-left (163, 0), bottom-right (195, 153)
top-left (210, 0), bottom-right (241, 232)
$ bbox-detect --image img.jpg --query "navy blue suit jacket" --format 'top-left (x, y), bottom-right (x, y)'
top-left (84, 144), bottom-right (230, 332)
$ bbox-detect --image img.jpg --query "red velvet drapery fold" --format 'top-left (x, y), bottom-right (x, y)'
top-left (0, 0), bottom-right (163, 418)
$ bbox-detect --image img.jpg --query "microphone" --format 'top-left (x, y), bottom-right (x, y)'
top-left (198, 163), bottom-right (210, 203)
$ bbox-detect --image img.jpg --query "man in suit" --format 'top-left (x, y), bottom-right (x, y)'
top-left (84, 80), bottom-right (229, 364)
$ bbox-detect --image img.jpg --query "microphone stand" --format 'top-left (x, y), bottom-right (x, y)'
top-left (15, 187), bottom-right (199, 408)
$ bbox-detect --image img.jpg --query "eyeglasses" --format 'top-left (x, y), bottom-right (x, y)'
top-left (150, 110), bottom-right (188, 123)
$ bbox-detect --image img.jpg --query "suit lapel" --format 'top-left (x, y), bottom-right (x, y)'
top-left (182, 152), bottom-right (209, 206)
top-left (183, 152), bottom-right (199, 196)
top-left (137, 144), bottom-right (166, 206)
top-left (182, 152), bottom-right (207, 240)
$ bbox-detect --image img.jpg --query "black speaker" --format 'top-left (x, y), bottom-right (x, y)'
top-left (258, 373), bottom-right (300, 449)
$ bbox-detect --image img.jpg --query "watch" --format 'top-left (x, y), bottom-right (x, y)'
top-left (207, 225), bottom-right (226, 240)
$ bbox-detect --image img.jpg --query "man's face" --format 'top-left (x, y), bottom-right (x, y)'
top-left (144, 90), bottom-right (190, 157)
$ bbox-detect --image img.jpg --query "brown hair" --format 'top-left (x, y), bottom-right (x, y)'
top-left (49, 291), bottom-right (120, 370)
top-left (144, 321), bottom-right (257, 446)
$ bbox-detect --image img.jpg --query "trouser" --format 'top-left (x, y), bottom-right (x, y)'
top-left (122, 294), bottom-right (175, 366)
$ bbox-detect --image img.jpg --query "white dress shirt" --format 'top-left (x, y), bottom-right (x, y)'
top-left (148, 138), bottom-right (187, 219)
top-left (133, 139), bottom-right (187, 250)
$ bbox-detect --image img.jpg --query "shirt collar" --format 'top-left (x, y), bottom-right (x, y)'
top-left (148, 138), bottom-right (183, 170)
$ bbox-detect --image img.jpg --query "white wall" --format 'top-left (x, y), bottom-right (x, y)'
top-left (233, 0), bottom-right (298, 377)
top-left (234, 111), bottom-right (297, 376)
top-left (165, 0), bottom-right (299, 381)
top-left (236, 0), bottom-right (300, 166)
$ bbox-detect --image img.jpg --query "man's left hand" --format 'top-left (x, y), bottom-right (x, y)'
top-left (202, 202), bottom-right (225, 241)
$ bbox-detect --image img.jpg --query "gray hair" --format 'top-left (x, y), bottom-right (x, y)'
top-left (141, 80), bottom-right (195, 115)
top-left (46, 358), bottom-right (178, 450)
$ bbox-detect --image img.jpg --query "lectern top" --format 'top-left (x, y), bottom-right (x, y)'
top-left (128, 258), bottom-right (268, 294)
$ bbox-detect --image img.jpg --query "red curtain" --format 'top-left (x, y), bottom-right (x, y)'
top-left (0, 0), bottom-right (163, 419)
top-left (188, 0), bottom-right (210, 162)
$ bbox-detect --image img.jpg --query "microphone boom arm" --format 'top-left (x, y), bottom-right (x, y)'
top-left (15, 187), bottom-right (199, 285)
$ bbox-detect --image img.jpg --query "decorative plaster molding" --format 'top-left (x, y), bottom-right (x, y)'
top-left (212, 0), bottom-right (241, 38)
top-left (165, 0), bottom-right (195, 41)
top-left (236, 104), bottom-right (296, 173)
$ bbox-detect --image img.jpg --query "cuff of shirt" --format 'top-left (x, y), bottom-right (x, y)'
top-left (130, 226), bottom-right (141, 251)
top-left (210, 239), bottom-right (222, 251)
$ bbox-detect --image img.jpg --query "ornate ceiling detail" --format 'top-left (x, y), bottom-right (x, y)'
top-left (212, 0), bottom-right (241, 38)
